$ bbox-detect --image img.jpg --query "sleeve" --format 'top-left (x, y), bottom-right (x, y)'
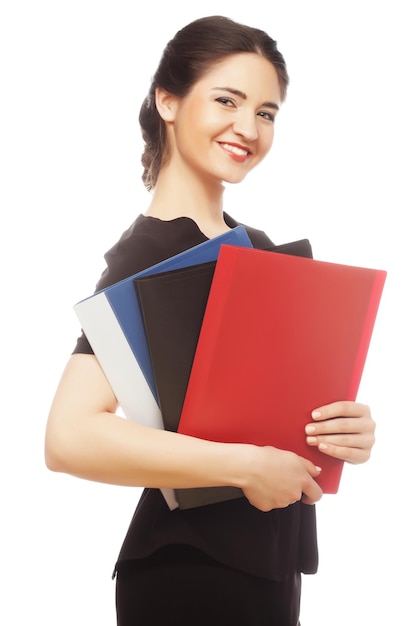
top-left (72, 331), bottom-right (94, 355)
top-left (72, 217), bottom-right (172, 355)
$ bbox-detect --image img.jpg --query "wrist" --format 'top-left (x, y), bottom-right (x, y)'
top-left (220, 442), bottom-right (259, 490)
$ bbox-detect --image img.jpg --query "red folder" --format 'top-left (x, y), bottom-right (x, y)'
top-left (177, 245), bottom-right (387, 493)
top-left (135, 239), bottom-right (312, 508)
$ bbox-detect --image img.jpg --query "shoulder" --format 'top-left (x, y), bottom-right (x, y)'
top-left (93, 213), bottom-right (210, 292)
top-left (96, 215), bottom-right (175, 290)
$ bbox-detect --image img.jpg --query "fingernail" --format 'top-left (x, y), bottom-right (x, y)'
top-left (319, 442), bottom-right (328, 450)
top-left (311, 410), bottom-right (321, 419)
top-left (305, 425), bottom-right (316, 434)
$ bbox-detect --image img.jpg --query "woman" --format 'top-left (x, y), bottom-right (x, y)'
top-left (45, 15), bottom-right (376, 626)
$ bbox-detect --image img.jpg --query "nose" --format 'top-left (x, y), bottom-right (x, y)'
top-left (232, 110), bottom-right (258, 142)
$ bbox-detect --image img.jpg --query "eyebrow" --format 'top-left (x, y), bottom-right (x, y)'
top-left (212, 87), bottom-right (280, 111)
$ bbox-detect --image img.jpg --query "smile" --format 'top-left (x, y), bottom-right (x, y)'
top-left (219, 142), bottom-right (252, 162)
top-left (220, 143), bottom-right (250, 156)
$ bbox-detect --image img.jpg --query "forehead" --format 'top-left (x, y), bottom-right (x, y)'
top-left (195, 53), bottom-right (282, 104)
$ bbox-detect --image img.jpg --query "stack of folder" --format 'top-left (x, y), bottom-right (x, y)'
top-left (74, 226), bottom-right (386, 510)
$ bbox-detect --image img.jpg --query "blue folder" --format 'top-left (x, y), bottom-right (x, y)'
top-left (74, 225), bottom-right (252, 402)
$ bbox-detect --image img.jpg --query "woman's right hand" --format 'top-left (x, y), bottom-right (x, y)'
top-left (45, 354), bottom-right (322, 510)
top-left (240, 445), bottom-right (323, 511)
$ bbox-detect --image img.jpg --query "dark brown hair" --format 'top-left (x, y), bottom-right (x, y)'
top-left (139, 15), bottom-right (289, 190)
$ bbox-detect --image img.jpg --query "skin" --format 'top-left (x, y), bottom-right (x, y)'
top-left (45, 53), bottom-right (376, 512)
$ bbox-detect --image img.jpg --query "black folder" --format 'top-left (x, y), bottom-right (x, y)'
top-left (134, 239), bottom-right (313, 509)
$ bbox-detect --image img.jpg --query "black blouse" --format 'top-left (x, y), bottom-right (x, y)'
top-left (73, 212), bottom-right (319, 581)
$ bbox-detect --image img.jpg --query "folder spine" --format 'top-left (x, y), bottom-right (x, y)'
top-left (346, 270), bottom-right (387, 400)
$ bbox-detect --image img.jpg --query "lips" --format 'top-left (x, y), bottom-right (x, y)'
top-left (219, 142), bottom-right (252, 162)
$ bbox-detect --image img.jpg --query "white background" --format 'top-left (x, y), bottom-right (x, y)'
top-left (1, 1), bottom-right (415, 624)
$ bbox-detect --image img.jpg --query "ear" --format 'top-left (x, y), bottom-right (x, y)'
top-left (155, 87), bottom-right (179, 122)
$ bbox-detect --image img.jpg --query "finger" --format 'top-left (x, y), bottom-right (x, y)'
top-left (306, 417), bottom-right (350, 437)
top-left (301, 478), bottom-right (323, 504)
top-left (315, 440), bottom-right (373, 464)
top-left (301, 494), bottom-right (319, 505)
top-left (306, 414), bottom-right (376, 444)
top-left (306, 430), bottom-right (375, 452)
top-left (305, 416), bottom-right (372, 437)
top-left (311, 401), bottom-right (371, 421)
top-left (301, 457), bottom-right (323, 477)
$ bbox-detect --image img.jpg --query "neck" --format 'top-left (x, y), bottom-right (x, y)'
top-left (145, 165), bottom-right (232, 238)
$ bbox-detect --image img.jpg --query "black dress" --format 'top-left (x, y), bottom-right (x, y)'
top-left (73, 213), bottom-right (318, 625)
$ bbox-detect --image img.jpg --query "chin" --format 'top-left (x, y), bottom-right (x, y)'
top-left (204, 164), bottom-right (252, 187)
top-left (220, 171), bottom-right (251, 185)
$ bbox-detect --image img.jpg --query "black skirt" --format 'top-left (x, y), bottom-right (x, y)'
top-left (115, 544), bottom-right (302, 626)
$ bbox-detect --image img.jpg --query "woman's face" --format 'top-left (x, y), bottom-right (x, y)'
top-left (162, 53), bottom-right (282, 187)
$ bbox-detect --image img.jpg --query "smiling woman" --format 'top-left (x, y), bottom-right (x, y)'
top-left (151, 52), bottom-right (281, 202)
top-left (44, 14), bottom-right (376, 626)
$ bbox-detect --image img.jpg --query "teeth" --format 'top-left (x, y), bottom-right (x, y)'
top-left (222, 143), bottom-right (248, 156)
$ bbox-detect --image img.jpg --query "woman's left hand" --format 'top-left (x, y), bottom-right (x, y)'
top-left (305, 401), bottom-right (376, 464)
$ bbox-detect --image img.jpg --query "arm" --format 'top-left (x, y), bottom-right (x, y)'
top-left (45, 354), bottom-right (323, 511)
top-left (305, 400), bottom-right (376, 464)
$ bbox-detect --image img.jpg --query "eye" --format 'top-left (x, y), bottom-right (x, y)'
top-left (258, 110), bottom-right (276, 122)
top-left (215, 96), bottom-right (236, 107)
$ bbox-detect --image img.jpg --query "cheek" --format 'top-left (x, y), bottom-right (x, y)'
top-left (178, 110), bottom-right (214, 147)
top-left (258, 129), bottom-right (275, 158)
